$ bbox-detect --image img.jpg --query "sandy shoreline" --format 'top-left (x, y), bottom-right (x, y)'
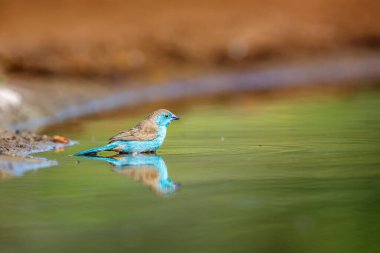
top-left (0, 129), bottom-right (74, 179)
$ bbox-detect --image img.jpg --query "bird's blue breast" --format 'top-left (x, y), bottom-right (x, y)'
top-left (114, 126), bottom-right (167, 153)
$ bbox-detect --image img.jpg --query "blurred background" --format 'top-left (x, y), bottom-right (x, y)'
top-left (0, 0), bottom-right (379, 128)
top-left (0, 0), bottom-right (379, 77)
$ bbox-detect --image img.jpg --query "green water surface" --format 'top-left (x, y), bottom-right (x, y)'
top-left (1, 90), bottom-right (380, 253)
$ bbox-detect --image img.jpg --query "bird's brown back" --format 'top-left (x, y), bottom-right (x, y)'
top-left (108, 109), bottom-right (172, 143)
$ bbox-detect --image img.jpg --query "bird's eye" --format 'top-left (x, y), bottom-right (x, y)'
top-left (165, 114), bottom-right (169, 118)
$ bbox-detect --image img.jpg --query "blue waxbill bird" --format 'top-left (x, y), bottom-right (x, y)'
top-left (74, 109), bottom-right (179, 156)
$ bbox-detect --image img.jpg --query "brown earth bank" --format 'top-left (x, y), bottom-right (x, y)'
top-left (0, 0), bottom-right (379, 77)
top-left (0, 129), bottom-right (72, 156)
top-left (0, 129), bottom-right (73, 178)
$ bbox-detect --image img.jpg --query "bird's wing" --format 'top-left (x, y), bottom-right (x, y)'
top-left (108, 119), bottom-right (158, 143)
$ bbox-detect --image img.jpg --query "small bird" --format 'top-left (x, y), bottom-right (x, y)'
top-left (74, 109), bottom-right (179, 156)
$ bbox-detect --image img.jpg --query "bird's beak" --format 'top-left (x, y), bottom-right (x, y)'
top-left (171, 114), bottom-right (180, 120)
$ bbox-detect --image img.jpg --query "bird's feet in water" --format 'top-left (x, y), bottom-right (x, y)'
top-left (132, 150), bottom-right (156, 156)
top-left (85, 152), bottom-right (98, 156)
top-left (118, 150), bottom-right (156, 157)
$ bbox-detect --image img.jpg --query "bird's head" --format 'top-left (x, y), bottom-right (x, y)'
top-left (151, 109), bottom-right (180, 127)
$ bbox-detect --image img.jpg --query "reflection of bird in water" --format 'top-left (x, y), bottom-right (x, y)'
top-left (81, 154), bottom-right (179, 194)
top-left (74, 109), bottom-right (179, 156)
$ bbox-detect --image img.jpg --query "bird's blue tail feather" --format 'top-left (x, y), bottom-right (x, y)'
top-left (74, 143), bottom-right (118, 156)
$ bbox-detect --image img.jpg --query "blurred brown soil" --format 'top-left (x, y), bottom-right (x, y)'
top-left (0, 128), bottom-right (69, 156)
top-left (0, 0), bottom-right (379, 77)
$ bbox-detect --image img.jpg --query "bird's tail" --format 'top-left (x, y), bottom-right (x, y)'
top-left (74, 143), bottom-right (118, 156)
